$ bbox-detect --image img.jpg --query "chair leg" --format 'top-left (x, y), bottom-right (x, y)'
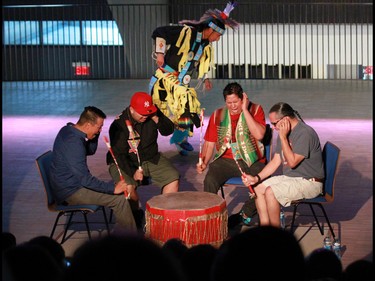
top-left (220, 186), bottom-right (225, 199)
top-left (61, 212), bottom-right (74, 244)
top-left (308, 203), bottom-right (324, 235)
top-left (82, 211), bottom-right (92, 240)
top-left (290, 202), bottom-right (336, 239)
top-left (101, 207), bottom-right (110, 235)
top-left (290, 204), bottom-right (298, 234)
top-left (109, 209), bottom-right (113, 223)
top-left (50, 212), bottom-right (63, 239)
top-left (315, 204), bottom-right (336, 238)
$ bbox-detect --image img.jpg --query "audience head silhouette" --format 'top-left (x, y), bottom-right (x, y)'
top-left (2, 232), bottom-right (17, 252)
top-left (181, 243), bottom-right (218, 281)
top-left (2, 230), bottom-right (372, 281)
top-left (65, 234), bottom-right (186, 281)
top-left (343, 259), bottom-right (373, 281)
top-left (162, 238), bottom-right (188, 264)
top-left (305, 248), bottom-right (343, 281)
top-left (211, 226), bottom-right (305, 281)
top-left (28, 235), bottom-right (66, 269)
top-left (3, 241), bottom-right (63, 281)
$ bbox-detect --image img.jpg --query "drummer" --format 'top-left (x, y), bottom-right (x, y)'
top-left (106, 92), bottom-right (180, 230)
top-left (196, 82), bottom-right (267, 227)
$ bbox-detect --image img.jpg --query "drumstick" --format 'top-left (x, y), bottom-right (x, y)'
top-left (224, 138), bottom-right (256, 199)
top-left (198, 108), bottom-right (205, 165)
top-left (125, 119), bottom-right (135, 140)
top-left (103, 136), bottom-right (130, 199)
top-left (125, 120), bottom-right (143, 171)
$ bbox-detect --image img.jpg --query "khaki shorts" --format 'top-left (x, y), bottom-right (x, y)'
top-left (263, 175), bottom-right (323, 207)
top-left (109, 154), bottom-right (179, 190)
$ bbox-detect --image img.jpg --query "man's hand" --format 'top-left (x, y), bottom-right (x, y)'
top-left (151, 114), bottom-right (159, 124)
top-left (196, 162), bottom-right (207, 174)
top-left (278, 117), bottom-right (291, 139)
top-left (241, 173), bottom-right (257, 186)
top-left (156, 53), bottom-right (164, 67)
top-left (204, 79), bottom-right (213, 91)
top-left (114, 180), bottom-right (128, 194)
top-left (241, 92), bottom-right (250, 111)
top-left (133, 169), bottom-right (144, 182)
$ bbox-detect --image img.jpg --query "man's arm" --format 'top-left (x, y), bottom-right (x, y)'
top-left (278, 118), bottom-right (305, 168)
top-left (196, 141), bottom-right (215, 174)
top-left (243, 153), bottom-right (283, 185)
top-left (65, 137), bottom-right (115, 194)
top-left (152, 25), bottom-right (183, 67)
top-left (153, 109), bottom-right (175, 136)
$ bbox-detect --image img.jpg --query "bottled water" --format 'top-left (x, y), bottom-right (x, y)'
top-left (280, 209), bottom-right (285, 230)
top-left (333, 238), bottom-right (342, 259)
top-left (323, 233), bottom-right (332, 251)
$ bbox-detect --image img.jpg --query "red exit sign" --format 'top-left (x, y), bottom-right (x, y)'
top-left (72, 62), bottom-right (90, 76)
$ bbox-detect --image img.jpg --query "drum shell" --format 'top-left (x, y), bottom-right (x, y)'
top-left (145, 191), bottom-right (228, 248)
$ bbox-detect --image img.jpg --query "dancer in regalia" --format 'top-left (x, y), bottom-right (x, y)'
top-left (149, 1), bottom-right (239, 155)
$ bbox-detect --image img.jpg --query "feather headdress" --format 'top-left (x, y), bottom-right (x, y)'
top-left (179, 1), bottom-right (239, 34)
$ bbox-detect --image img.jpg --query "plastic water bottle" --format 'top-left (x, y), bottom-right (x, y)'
top-left (333, 238), bottom-right (342, 259)
top-left (280, 209), bottom-right (285, 230)
top-left (323, 233), bottom-right (332, 251)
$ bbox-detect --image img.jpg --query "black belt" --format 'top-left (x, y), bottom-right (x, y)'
top-left (305, 177), bottom-right (324, 183)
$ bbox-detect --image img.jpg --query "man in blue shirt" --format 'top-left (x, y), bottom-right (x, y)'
top-left (50, 106), bottom-right (136, 232)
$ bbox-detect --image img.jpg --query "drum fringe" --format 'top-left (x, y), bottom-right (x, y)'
top-left (145, 209), bottom-right (228, 248)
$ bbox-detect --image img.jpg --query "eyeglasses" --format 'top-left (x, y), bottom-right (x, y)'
top-left (271, 116), bottom-right (285, 127)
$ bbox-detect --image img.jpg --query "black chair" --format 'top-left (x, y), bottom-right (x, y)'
top-left (35, 150), bottom-right (110, 244)
top-left (219, 124), bottom-right (273, 199)
top-left (290, 141), bottom-right (341, 238)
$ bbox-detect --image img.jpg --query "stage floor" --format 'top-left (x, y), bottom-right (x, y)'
top-left (2, 79), bottom-right (373, 269)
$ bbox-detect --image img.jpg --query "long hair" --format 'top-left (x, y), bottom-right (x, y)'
top-left (179, 1), bottom-right (239, 32)
top-left (269, 102), bottom-right (305, 123)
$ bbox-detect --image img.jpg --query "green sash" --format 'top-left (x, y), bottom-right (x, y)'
top-left (213, 108), bottom-right (259, 167)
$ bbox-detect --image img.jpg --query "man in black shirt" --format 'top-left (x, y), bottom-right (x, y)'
top-left (106, 92), bottom-right (180, 228)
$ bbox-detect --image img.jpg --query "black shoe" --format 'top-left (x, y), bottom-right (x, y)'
top-left (228, 213), bottom-right (243, 229)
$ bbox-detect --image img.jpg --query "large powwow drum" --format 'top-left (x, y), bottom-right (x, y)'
top-left (145, 191), bottom-right (228, 247)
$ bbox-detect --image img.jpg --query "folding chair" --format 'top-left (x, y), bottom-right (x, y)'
top-left (289, 141), bottom-right (341, 238)
top-left (36, 150), bottom-right (110, 244)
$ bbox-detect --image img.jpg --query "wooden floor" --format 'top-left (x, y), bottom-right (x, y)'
top-left (2, 79), bottom-right (373, 270)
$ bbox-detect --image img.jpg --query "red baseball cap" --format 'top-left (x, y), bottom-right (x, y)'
top-left (130, 92), bottom-right (157, 115)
